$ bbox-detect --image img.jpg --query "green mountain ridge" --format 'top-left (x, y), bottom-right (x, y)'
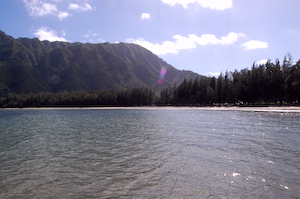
top-left (0, 30), bottom-right (201, 97)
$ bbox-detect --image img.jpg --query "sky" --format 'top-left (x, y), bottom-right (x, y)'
top-left (0, 0), bottom-right (299, 76)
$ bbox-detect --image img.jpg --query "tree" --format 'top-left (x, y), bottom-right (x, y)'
top-left (216, 73), bottom-right (223, 103)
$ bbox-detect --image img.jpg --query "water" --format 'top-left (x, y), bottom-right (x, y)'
top-left (0, 108), bottom-right (299, 198)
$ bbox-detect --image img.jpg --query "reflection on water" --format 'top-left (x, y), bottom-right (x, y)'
top-left (0, 108), bottom-right (299, 198)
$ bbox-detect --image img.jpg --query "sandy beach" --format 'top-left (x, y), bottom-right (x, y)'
top-left (3, 106), bottom-right (300, 113)
top-left (188, 106), bottom-right (300, 113)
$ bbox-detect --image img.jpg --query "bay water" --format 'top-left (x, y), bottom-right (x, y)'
top-left (0, 108), bottom-right (299, 198)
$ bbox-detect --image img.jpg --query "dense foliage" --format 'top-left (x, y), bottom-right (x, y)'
top-left (0, 87), bottom-right (154, 108)
top-left (158, 54), bottom-right (300, 106)
top-left (1, 54), bottom-right (299, 108)
top-left (0, 30), bottom-right (200, 97)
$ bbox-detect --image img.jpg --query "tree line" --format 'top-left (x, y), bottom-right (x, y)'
top-left (0, 87), bottom-right (154, 108)
top-left (158, 54), bottom-right (300, 106)
top-left (1, 54), bottom-right (299, 108)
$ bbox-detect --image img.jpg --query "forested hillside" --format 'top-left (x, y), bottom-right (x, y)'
top-left (1, 54), bottom-right (299, 108)
top-left (0, 30), bottom-right (200, 97)
top-left (1, 31), bottom-right (299, 107)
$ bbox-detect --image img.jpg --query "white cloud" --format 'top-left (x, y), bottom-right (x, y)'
top-left (68, 3), bottom-right (93, 11)
top-left (161, 0), bottom-right (233, 10)
top-left (24, 1), bottom-right (94, 20)
top-left (219, 32), bottom-right (246, 45)
top-left (68, 3), bottom-right (79, 10)
top-left (141, 13), bottom-right (150, 19)
top-left (98, 38), bottom-right (106, 43)
top-left (83, 31), bottom-right (104, 43)
top-left (257, 59), bottom-right (268, 65)
top-left (24, 0), bottom-right (58, 16)
top-left (127, 35), bottom-right (196, 55)
top-left (33, 27), bottom-right (67, 42)
top-left (127, 32), bottom-right (245, 55)
top-left (23, 0), bottom-right (72, 20)
top-left (57, 11), bottom-right (71, 20)
top-left (189, 34), bottom-right (218, 45)
top-left (127, 38), bottom-right (176, 55)
top-left (84, 31), bottom-right (99, 38)
top-left (205, 72), bottom-right (220, 77)
top-left (241, 40), bottom-right (268, 50)
top-left (80, 3), bottom-right (93, 11)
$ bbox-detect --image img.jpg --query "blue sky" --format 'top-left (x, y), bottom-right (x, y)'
top-left (1, 0), bottom-right (299, 76)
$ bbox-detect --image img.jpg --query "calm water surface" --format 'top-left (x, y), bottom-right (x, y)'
top-left (0, 108), bottom-right (299, 198)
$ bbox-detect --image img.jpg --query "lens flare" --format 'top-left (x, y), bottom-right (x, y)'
top-left (160, 68), bottom-right (167, 78)
top-left (158, 79), bottom-right (163, 84)
top-left (50, 75), bottom-right (60, 85)
top-left (158, 67), bottom-right (167, 84)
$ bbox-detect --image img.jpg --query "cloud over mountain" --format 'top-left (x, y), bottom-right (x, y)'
top-left (5, 0), bottom-right (297, 77)
top-left (32, 26), bottom-right (67, 42)
top-left (127, 32), bottom-right (245, 55)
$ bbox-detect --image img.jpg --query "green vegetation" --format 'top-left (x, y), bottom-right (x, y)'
top-left (0, 87), bottom-right (154, 108)
top-left (1, 30), bottom-right (299, 108)
top-left (1, 54), bottom-right (299, 108)
top-left (0, 30), bottom-right (200, 97)
top-left (158, 54), bottom-right (300, 106)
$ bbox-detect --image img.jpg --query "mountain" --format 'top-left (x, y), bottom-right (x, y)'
top-left (0, 30), bottom-right (201, 97)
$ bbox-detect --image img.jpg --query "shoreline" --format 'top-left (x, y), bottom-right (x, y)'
top-left (1, 105), bottom-right (300, 113)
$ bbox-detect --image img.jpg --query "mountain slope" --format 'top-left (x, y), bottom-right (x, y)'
top-left (0, 30), bottom-right (201, 97)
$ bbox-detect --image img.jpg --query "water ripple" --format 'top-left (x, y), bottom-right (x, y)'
top-left (0, 109), bottom-right (299, 198)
